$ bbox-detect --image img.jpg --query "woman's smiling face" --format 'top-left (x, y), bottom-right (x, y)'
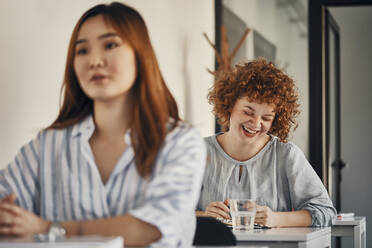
top-left (228, 96), bottom-right (276, 145)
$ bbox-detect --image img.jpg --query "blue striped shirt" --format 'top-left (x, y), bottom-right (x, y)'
top-left (0, 115), bottom-right (206, 247)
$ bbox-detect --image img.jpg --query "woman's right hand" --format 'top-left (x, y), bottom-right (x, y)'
top-left (204, 201), bottom-right (230, 219)
top-left (0, 193), bottom-right (16, 204)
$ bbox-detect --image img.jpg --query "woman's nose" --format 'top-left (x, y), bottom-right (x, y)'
top-left (250, 116), bottom-right (261, 129)
top-left (89, 51), bottom-right (105, 68)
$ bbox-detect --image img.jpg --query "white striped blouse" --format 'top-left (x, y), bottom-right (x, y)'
top-left (0, 115), bottom-right (206, 247)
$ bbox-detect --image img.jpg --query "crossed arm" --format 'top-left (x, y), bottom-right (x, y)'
top-left (0, 193), bottom-right (161, 246)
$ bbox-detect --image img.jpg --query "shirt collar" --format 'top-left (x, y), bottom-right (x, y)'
top-left (71, 114), bottom-right (132, 145)
top-left (71, 114), bottom-right (95, 138)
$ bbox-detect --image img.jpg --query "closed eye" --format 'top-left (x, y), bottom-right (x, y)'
top-left (262, 117), bottom-right (273, 122)
top-left (244, 111), bottom-right (254, 116)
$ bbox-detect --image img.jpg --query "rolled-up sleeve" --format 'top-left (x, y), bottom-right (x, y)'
top-left (285, 144), bottom-right (336, 227)
top-left (129, 126), bottom-right (206, 247)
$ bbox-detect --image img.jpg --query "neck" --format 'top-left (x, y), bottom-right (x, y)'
top-left (217, 131), bottom-right (270, 161)
top-left (92, 96), bottom-right (132, 141)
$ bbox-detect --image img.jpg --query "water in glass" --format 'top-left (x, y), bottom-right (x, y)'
top-left (231, 210), bottom-right (255, 231)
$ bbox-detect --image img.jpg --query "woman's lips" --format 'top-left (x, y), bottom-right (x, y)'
top-left (90, 74), bottom-right (107, 82)
top-left (242, 125), bottom-right (258, 137)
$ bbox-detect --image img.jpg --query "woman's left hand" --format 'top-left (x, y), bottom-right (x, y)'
top-left (0, 202), bottom-right (50, 237)
top-left (255, 205), bottom-right (279, 227)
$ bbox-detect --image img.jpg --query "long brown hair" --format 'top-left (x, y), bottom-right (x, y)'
top-left (50, 2), bottom-right (180, 177)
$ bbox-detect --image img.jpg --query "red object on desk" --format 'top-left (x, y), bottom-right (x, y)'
top-left (337, 213), bottom-right (354, 220)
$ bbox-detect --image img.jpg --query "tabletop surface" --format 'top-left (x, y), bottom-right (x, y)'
top-left (233, 227), bottom-right (331, 241)
top-left (334, 216), bottom-right (366, 225)
top-left (0, 236), bottom-right (123, 248)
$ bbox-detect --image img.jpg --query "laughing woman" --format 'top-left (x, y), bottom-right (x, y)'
top-left (196, 58), bottom-right (336, 227)
top-left (0, 2), bottom-right (206, 247)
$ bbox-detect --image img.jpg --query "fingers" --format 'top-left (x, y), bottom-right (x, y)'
top-left (0, 211), bottom-right (14, 225)
top-left (256, 205), bottom-right (270, 215)
top-left (205, 208), bottom-right (230, 219)
top-left (204, 211), bottom-right (221, 219)
top-left (0, 203), bottom-right (23, 217)
top-left (255, 210), bottom-right (268, 219)
top-left (8, 194), bottom-right (16, 204)
top-left (0, 207), bottom-right (26, 225)
top-left (254, 205), bottom-right (276, 227)
top-left (254, 217), bottom-right (267, 226)
top-left (255, 213), bottom-right (268, 226)
top-left (213, 201), bottom-right (230, 212)
top-left (205, 207), bottom-right (230, 219)
top-left (0, 225), bottom-right (23, 237)
top-left (206, 202), bottom-right (229, 212)
top-left (0, 211), bottom-right (25, 237)
top-left (254, 205), bottom-right (266, 225)
top-left (0, 203), bottom-right (45, 237)
top-left (255, 205), bottom-right (266, 211)
top-left (0, 193), bottom-right (16, 204)
top-left (205, 202), bottom-right (230, 219)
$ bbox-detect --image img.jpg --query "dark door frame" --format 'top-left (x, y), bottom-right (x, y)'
top-left (214, 0), bottom-right (222, 133)
top-left (324, 8), bottom-right (341, 210)
top-left (309, 0), bottom-right (372, 187)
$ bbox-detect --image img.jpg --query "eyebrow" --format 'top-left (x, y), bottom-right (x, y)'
top-left (244, 105), bottom-right (275, 116)
top-left (75, 32), bottom-right (119, 45)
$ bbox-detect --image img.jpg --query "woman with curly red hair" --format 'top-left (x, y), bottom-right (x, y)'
top-left (196, 58), bottom-right (336, 227)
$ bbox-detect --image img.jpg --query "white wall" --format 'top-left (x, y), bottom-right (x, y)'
top-left (0, 0), bottom-right (215, 168)
top-left (329, 6), bottom-right (372, 248)
top-left (223, 0), bottom-right (309, 156)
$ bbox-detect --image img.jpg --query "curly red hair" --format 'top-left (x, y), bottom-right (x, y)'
top-left (208, 58), bottom-right (300, 142)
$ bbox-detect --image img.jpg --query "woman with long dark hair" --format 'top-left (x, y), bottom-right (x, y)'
top-left (0, 2), bottom-right (206, 246)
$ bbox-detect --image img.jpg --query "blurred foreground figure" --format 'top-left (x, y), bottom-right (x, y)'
top-left (0, 2), bottom-right (206, 247)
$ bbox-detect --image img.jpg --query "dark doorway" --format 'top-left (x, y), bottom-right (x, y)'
top-left (309, 0), bottom-right (372, 202)
top-left (309, 0), bottom-right (372, 247)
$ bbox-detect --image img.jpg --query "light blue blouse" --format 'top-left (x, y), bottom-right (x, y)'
top-left (197, 134), bottom-right (336, 227)
top-left (0, 115), bottom-right (206, 247)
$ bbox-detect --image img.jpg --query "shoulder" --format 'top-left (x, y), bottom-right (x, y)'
top-left (203, 133), bottom-right (222, 150)
top-left (5, 124), bottom-right (75, 172)
top-left (203, 134), bottom-right (222, 160)
top-left (35, 119), bottom-right (84, 151)
top-left (44, 115), bottom-right (91, 139)
top-left (163, 121), bottom-right (206, 151)
top-left (271, 136), bottom-right (305, 159)
top-left (157, 122), bottom-right (206, 172)
top-left (22, 127), bottom-right (64, 150)
top-left (203, 135), bottom-right (214, 150)
top-left (270, 136), bottom-right (310, 174)
top-left (203, 135), bottom-right (215, 145)
top-left (40, 125), bottom-right (74, 142)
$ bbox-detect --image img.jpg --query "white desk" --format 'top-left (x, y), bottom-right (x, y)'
top-left (0, 236), bottom-right (123, 248)
top-left (194, 246), bottom-right (268, 248)
top-left (332, 216), bottom-right (366, 248)
top-left (233, 227), bottom-right (331, 248)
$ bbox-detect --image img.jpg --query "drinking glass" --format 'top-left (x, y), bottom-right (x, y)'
top-left (229, 199), bottom-right (256, 231)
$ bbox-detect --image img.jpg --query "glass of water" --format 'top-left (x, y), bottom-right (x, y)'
top-left (229, 199), bottom-right (256, 231)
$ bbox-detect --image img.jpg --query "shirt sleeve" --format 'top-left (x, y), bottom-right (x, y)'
top-left (284, 143), bottom-right (336, 227)
top-left (0, 131), bottom-right (42, 213)
top-left (129, 125), bottom-right (206, 247)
